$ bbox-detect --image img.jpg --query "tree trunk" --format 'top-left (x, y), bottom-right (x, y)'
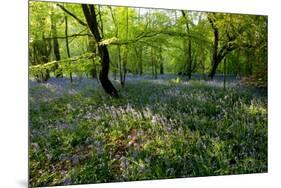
top-left (52, 27), bottom-right (60, 61)
top-left (151, 47), bottom-right (154, 78)
top-left (51, 12), bottom-right (63, 78)
top-left (159, 46), bottom-right (164, 75)
top-left (134, 47), bottom-right (143, 76)
top-left (209, 60), bottom-right (219, 79)
top-left (223, 58), bottom-right (226, 90)
top-left (118, 45), bottom-right (123, 85)
top-left (137, 9), bottom-right (143, 76)
top-left (236, 49), bottom-right (241, 77)
top-left (87, 34), bottom-right (98, 79)
top-left (246, 49), bottom-right (252, 75)
top-left (121, 51), bottom-right (127, 87)
top-left (41, 33), bottom-right (52, 64)
top-left (207, 14), bottom-right (220, 79)
top-left (109, 7), bottom-right (118, 80)
top-left (207, 13), bottom-right (237, 79)
top-left (64, 15), bottom-right (73, 82)
top-left (181, 11), bottom-right (192, 79)
top-left (187, 37), bottom-right (192, 79)
top-left (139, 48), bottom-right (143, 75)
top-left (37, 34), bottom-right (51, 82)
top-left (120, 7), bottom-right (129, 87)
top-left (160, 62), bottom-right (164, 75)
top-left (82, 4), bottom-right (118, 97)
top-left (152, 48), bottom-right (157, 79)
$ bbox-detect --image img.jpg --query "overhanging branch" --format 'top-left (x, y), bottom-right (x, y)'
top-left (56, 4), bottom-right (87, 27)
top-left (45, 33), bottom-right (91, 40)
top-left (102, 30), bottom-right (211, 46)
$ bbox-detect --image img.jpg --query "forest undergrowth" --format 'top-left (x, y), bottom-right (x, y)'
top-left (29, 76), bottom-right (267, 187)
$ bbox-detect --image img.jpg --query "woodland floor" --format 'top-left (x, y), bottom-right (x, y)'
top-left (29, 75), bottom-right (267, 187)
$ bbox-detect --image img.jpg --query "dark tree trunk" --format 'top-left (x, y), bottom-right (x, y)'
top-left (159, 46), bottom-right (164, 75)
top-left (87, 34), bottom-right (98, 79)
top-left (207, 13), bottom-right (237, 79)
top-left (134, 47), bottom-right (143, 76)
top-left (64, 15), bottom-right (72, 82)
top-left (236, 49), bottom-right (241, 77)
top-left (160, 63), bottom-right (164, 75)
top-left (52, 31), bottom-right (60, 61)
top-left (208, 15), bottom-right (219, 79)
top-left (118, 45), bottom-right (122, 85)
top-left (41, 33), bottom-right (52, 64)
top-left (120, 46), bottom-right (127, 88)
top-left (139, 50), bottom-right (143, 75)
top-left (154, 65), bottom-right (158, 79)
top-left (121, 46), bottom-right (128, 87)
top-left (246, 49), bottom-right (252, 75)
top-left (109, 7), bottom-right (118, 80)
top-left (82, 4), bottom-right (118, 97)
top-left (209, 60), bottom-right (219, 79)
top-left (223, 58), bottom-right (226, 90)
top-left (51, 12), bottom-right (63, 78)
top-left (121, 49), bottom-right (128, 87)
top-left (187, 38), bottom-right (192, 79)
top-left (137, 9), bottom-right (143, 76)
top-left (120, 7), bottom-right (129, 87)
top-left (35, 34), bottom-right (51, 82)
top-left (181, 11), bottom-right (192, 79)
top-left (31, 42), bottom-right (38, 65)
top-left (151, 47), bottom-right (155, 78)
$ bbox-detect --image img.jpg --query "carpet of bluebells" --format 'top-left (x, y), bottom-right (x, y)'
top-left (29, 76), bottom-right (267, 187)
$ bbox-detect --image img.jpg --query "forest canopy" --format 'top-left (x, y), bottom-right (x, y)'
top-left (29, 1), bottom-right (267, 93)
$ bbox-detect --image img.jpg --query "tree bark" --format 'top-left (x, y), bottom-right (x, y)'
top-left (208, 60), bottom-right (219, 79)
top-left (64, 15), bottom-right (72, 82)
top-left (51, 24), bottom-right (60, 61)
top-left (181, 10), bottom-right (192, 79)
top-left (139, 49), bottom-right (143, 75)
top-left (51, 11), bottom-right (63, 78)
top-left (82, 4), bottom-right (118, 97)
top-left (134, 47), bottom-right (143, 75)
top-left (208, 14), bottom-right (219, 79)
top-left (151, 47), bottom-right (154, 77)
top-left (159, 46), bottom-right (164, 75)
top-left (108, 7), bottom-right (119, 80)
top-left (207, 13), bottom-right (238, 79)
top-left (88, 35), bottom-right (98, 79)
top-left (120, 7), bottom-right (129, 87)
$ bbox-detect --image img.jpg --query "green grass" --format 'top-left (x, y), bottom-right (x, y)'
top-left (29, 79), bottom-right (267, 187)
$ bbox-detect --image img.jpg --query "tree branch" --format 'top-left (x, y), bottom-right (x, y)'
top-left (100, 30), bottom-right (210, 47)
top-left (56, 4), bottom-right (87, 27)
top-left (45, 33), bottom-right (91, 40)
top-left (82, 4), bottom-right (102, 42)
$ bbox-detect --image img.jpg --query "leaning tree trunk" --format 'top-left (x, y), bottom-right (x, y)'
top-left (208, 16), bottom-right (219, 79)
top-left (82, 4), bottom-right (118, 97)
top-left (207, 13), bottom-right (237, 79)
top-left (209, 59), bottom-right (220, 79)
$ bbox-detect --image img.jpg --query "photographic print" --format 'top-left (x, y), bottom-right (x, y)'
top-left (29, 0), bottom-right (268, 187)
